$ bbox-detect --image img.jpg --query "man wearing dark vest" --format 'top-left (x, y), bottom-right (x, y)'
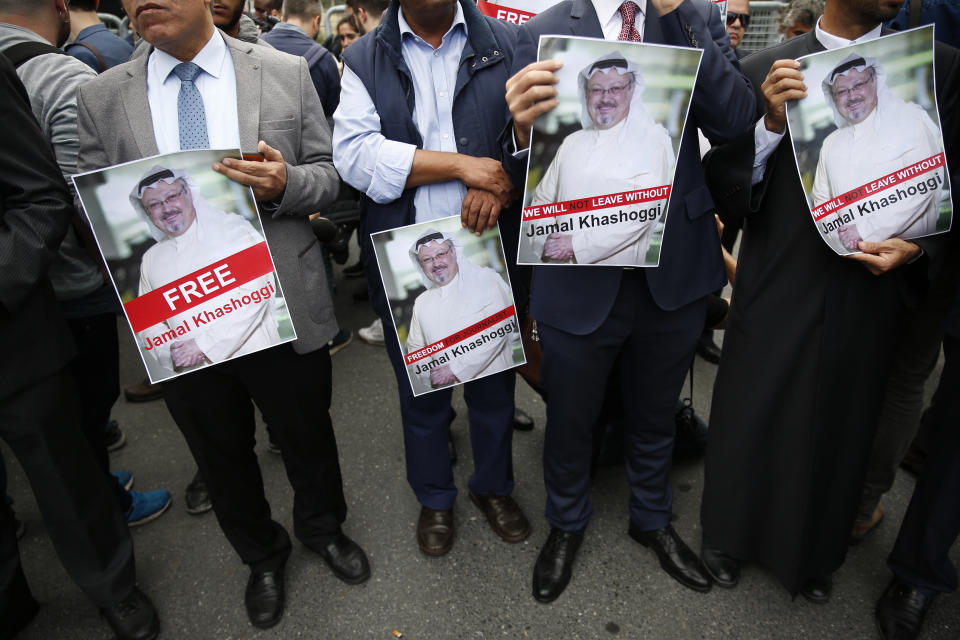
top-left (333, 0), bottom-right (531, 557)
top-left (260, 0), bottom-right (340, 117)
top-left (504, 0), bottom-right (755, 603)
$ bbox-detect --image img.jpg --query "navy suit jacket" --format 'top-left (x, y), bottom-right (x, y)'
top-left (510, 0), bottom-right (755, 334)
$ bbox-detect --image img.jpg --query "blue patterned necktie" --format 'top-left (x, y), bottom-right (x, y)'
top-left (172, 62), bottom-right (210, 149)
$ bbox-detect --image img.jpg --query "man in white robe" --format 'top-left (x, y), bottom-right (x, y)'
top-left (526, 52), bottom-right (675, 266)
top-left (133, 166), bottom-right (280, 379)
top-left (811, 54), bottom-right (946, 253)
top-left (405, 230), bottom-right (516, 391)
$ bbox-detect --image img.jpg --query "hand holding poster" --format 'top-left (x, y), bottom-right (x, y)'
top-left (371, 216), bottom-right (525, 397)
top-left (784, 26), bottom-right (952, 255)
top-left (518, 36), bottom-right (702, 267)
top-left (73, 149), bottom-right (296, 383)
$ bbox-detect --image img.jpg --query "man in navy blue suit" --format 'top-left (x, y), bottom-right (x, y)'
top-left (504, 0), bottom-right (755, 602)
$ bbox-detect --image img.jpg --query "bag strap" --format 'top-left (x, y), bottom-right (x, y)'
top-left (65, 40), bottom-right (108, 72)
top-left (303, 43), bottom-right (327, 71)
top-left (908, 0), bottom-right (924, 28)
top-left (1, 41), bottom-right (68, 68)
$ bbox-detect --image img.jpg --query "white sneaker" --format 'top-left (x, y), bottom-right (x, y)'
top-left (357, 318), bottom-right (385, 346)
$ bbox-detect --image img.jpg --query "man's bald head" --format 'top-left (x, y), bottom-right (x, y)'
top-left (0, 0), bottom-right (71, 47)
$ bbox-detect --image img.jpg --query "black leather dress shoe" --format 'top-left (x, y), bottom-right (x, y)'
top-left (701, 543), bottom-right (740, 588)
top-left (417, 506), bottom-right (454, 556)
top-left (629, 523), bottom-right (712, 592)
top-left (101, 586), bottom-right (160, 640)
top-left (876, 578), bottom-right (934, 640)
top-left (184, 470), bottom-right (212, 515)
top-left (800, 573), bottom-right (833, 604)
top-left (532, 528), bottom-right (583, 603)
top-left (696, 331), bottom-right (722, 364)
top-left (513, 408), bottom-right (535, 431)
top-left (316, 533), bottom-right (371, 584)
top-left (245, 567), bottom-right (285, 629)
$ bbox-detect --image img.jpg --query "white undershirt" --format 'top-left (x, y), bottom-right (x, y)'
top-left (146, 29), bottom-right (241, 154)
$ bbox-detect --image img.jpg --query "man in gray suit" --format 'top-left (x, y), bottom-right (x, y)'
top-left (76, 0), bottom-right (369, 629)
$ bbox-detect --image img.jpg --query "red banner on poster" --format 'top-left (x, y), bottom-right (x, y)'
top-left (477, 0), bottom-right (536, 24)
top-left (811, 153), bottom-right (945, 221)
top-left (522, 186), bottom-right (671, 222)
top-left (124, 242), bottom-right (274, 332)
top-left (404, 305), bottom-right (517, 365)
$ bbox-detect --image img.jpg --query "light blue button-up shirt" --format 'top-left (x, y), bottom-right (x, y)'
top-left (332, 4), bottom-right (468, 223)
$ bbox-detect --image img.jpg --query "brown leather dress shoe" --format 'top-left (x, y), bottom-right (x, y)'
top-left (850, 501), bottom-right (884, 545)
top-left (470, 492), bottom-right (531, 543)
top-left (417, 506), bottom-right (453, 556)
top-left (123, 378), bottom-right (164, 403)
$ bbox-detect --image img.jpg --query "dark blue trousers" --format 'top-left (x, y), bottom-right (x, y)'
top-left (887, 334), bottom-right (960, 594)
top-left (382, 313), bottom-right (516, 510)
top-left (538, 270), bottom-right (705, 533)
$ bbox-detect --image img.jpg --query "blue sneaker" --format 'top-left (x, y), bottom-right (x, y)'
top-left (113, 469), bottom-right (134, 491)
top-left (126, 489), bottom-right (172, 527)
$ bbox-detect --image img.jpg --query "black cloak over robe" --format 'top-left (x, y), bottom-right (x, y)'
top-left (699, 30), bottom-right (959, 594)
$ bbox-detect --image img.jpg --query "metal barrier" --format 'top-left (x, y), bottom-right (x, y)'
top-left (97, 12), bottom-right (130, 39)
top-left (326, 4), bottom-right (348, 39)
top-left (741, 0), bottom-right (787, 52)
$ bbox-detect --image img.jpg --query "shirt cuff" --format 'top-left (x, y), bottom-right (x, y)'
top-left (367, 140), bottom-right (417, 204)
top-left (510, 128), bottom-right (529, 160)
top-left (752, 118), bottom-right (785, 185)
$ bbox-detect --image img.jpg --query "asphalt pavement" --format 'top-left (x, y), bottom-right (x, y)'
top-left (3, 253), bottom-right (959, 640)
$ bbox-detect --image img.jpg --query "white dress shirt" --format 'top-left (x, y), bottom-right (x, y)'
top-left (332, 4), bottom-right (468, 223)
top-left (147, 29), bottom-right (241, 153)
top-left (751, 19), bottom-right (884, 184)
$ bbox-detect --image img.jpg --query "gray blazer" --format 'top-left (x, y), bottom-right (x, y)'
top-left (76, 32), bottom-right (339, 354)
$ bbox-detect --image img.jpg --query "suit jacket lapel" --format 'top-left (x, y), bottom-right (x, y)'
top-left (121, 54), bottom-right (159, 157)
top-left (227, 37), bottom-right (261, 153)
top-left (569, 0), bottom-right (604, 38)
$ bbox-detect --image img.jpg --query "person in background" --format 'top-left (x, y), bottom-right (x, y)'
top-left (777, 0), bottom-right (824, 40)
top-left (65, 0), bottom-right (133, 71)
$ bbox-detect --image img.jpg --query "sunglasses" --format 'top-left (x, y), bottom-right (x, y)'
top-left (726, 11), bottom-right (750, 29)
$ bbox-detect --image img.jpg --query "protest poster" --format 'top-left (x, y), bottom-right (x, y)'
top-left (371, 216), bottom-right (525, 397)
top-left (518, 36), bottom-right (702, 267)
top-left (476, 0), bottom-right (555, 24)
top-left (72, 149), bottom-right (295, 383)
top-left (784, 26), bottom-right (952, 255)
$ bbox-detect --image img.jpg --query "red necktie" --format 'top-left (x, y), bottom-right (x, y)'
top-left (618, 1), bottom-right (642, 42)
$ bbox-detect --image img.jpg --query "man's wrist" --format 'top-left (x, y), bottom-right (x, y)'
top-left (513, 123), bottom-right (530, 151)
top-left (763, 114), bottom-right (785, 134)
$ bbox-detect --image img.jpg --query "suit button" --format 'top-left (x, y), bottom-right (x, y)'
top-left (458, 137), bottom-right (469, 146)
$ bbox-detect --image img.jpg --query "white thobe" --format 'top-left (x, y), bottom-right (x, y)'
top-left (528, 116), bottom-right (675, 265)
top-left (138, 205), bottom-right (279, 376)
top-left (812, 102), bottom-right (944, 251)
top-left (406, 268), bottom-right (515, 388)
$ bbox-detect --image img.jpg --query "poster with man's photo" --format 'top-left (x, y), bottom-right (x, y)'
top-left (72, 149), bottom-right (296, 383)
top-left (371, 216), bottom-right (526, 397)
top-left (518, 36), bottom-right (703, 268)
top-left (785, 26), bottom-right (952, 256)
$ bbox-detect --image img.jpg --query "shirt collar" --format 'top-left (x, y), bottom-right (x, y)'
top-left (814, 17), bottom-right (883, 49)
top-left (154, 28), bottom-right (229, 84)
top-left (271, 22), bottom-right (307, 37)
top-left (76, 24), bottom-right (109, 39)
top-left (398, 2), bottom-right (467, 44)
top-left (593, 0), bottom-right (647, 30)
